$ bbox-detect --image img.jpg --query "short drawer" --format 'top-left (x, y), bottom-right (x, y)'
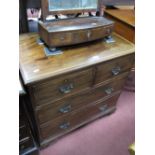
top-left (33, 68), bottom-right (93, 106)
top-left (39, 93), bottom-right (120, 140)
top-left (95, 54), bottom-right (134, 85)
top-left (36, 75), bottom-right (126, 124)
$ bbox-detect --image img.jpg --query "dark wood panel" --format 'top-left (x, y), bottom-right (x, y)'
top-left (19, 0), bottom-right (29, 33)
top-left (19, 138), bottom-right (32, 152)
top-left (27, 0), bottom-right (41, 8)
top-left (19, 126), bottom-right (30, 141)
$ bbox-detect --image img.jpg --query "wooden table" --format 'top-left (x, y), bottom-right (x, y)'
top-left (104, 9), bottom-right (135, 43)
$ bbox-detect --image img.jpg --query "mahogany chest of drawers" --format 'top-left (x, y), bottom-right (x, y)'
top-left (19, 33), bottom-right (134, 147)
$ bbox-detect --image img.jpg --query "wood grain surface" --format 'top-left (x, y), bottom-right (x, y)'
top-left (104, 9), bottom-right (135, 43)
top-left (104, 9), bottom-right (135, 27)
top-left (19, 33), bottom-right (134, 86)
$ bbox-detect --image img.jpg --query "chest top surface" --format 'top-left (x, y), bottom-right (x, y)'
top-left (19, 33), bottom-right (134, 85)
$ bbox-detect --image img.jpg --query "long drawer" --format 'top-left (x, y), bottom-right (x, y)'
top-left (95, 54), bottom-right (134, 85)
top-left (39, 93), bottom-right (120, 140)
top-left (32, 68), bottom-right (93, 106)
top-left (36, 75), bottom-right (126, 125)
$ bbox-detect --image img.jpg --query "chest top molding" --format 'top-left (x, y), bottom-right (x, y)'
top-left (19, 33), bottom-right (134, 85)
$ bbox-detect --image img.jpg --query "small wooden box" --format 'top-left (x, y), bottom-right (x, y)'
top-left (38, 0), bottom-right (114, 47)
top-left (38, 17), bottom-right (114, 47)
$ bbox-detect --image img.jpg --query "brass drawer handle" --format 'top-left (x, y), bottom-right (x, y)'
top-left (104, 87), bottom-right (114, 95)
top-left (99, 104), bottom-right (108, 112)
top-left (99, 104), bottom-right (116, 115)
top-left (59, 105), bottom-right (71, 113)
top-left (59, 83), bottom-right (74, 94)
top-left (111, 67), bottom-right (121, 76)
top-left (59, 122), bottom-right (70, 129)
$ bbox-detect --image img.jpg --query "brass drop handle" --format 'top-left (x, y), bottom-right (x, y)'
top-left (111, 66), bottom-right (121, 76)
top-left (59, 122), bottom-right (70, 129)
top-left (59, 105), bottom-right (71, 113)
top-left (104, 87), bottom-right (114, 95)
top-left (59, 83), bottom-right (74, 94)
top-left (99, 104), bottom-right (116, 116)
top-left (99, 104), bottom-right (108, 112)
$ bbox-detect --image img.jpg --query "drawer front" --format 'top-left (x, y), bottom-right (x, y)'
top-left (49, 25), bottom-right (113, 47)
top-left (19, 126), bottom-right (30, 141)
top-left (36, 76), bottom-right (126, 124)
top-left (87, 26), bottom-right (113, 41)
top-left (33, 68), bottom-right (93, 106)
top-left (72, 26), bottom-right (113, 44)
top-left (50, 32), bottom-right (72, 46)
top-left (72, 30), bottom-right (89, 44)
top-left (95, 54), bottom-right (134, 85)
top-left (40, 93), bottom-right (120, 140)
